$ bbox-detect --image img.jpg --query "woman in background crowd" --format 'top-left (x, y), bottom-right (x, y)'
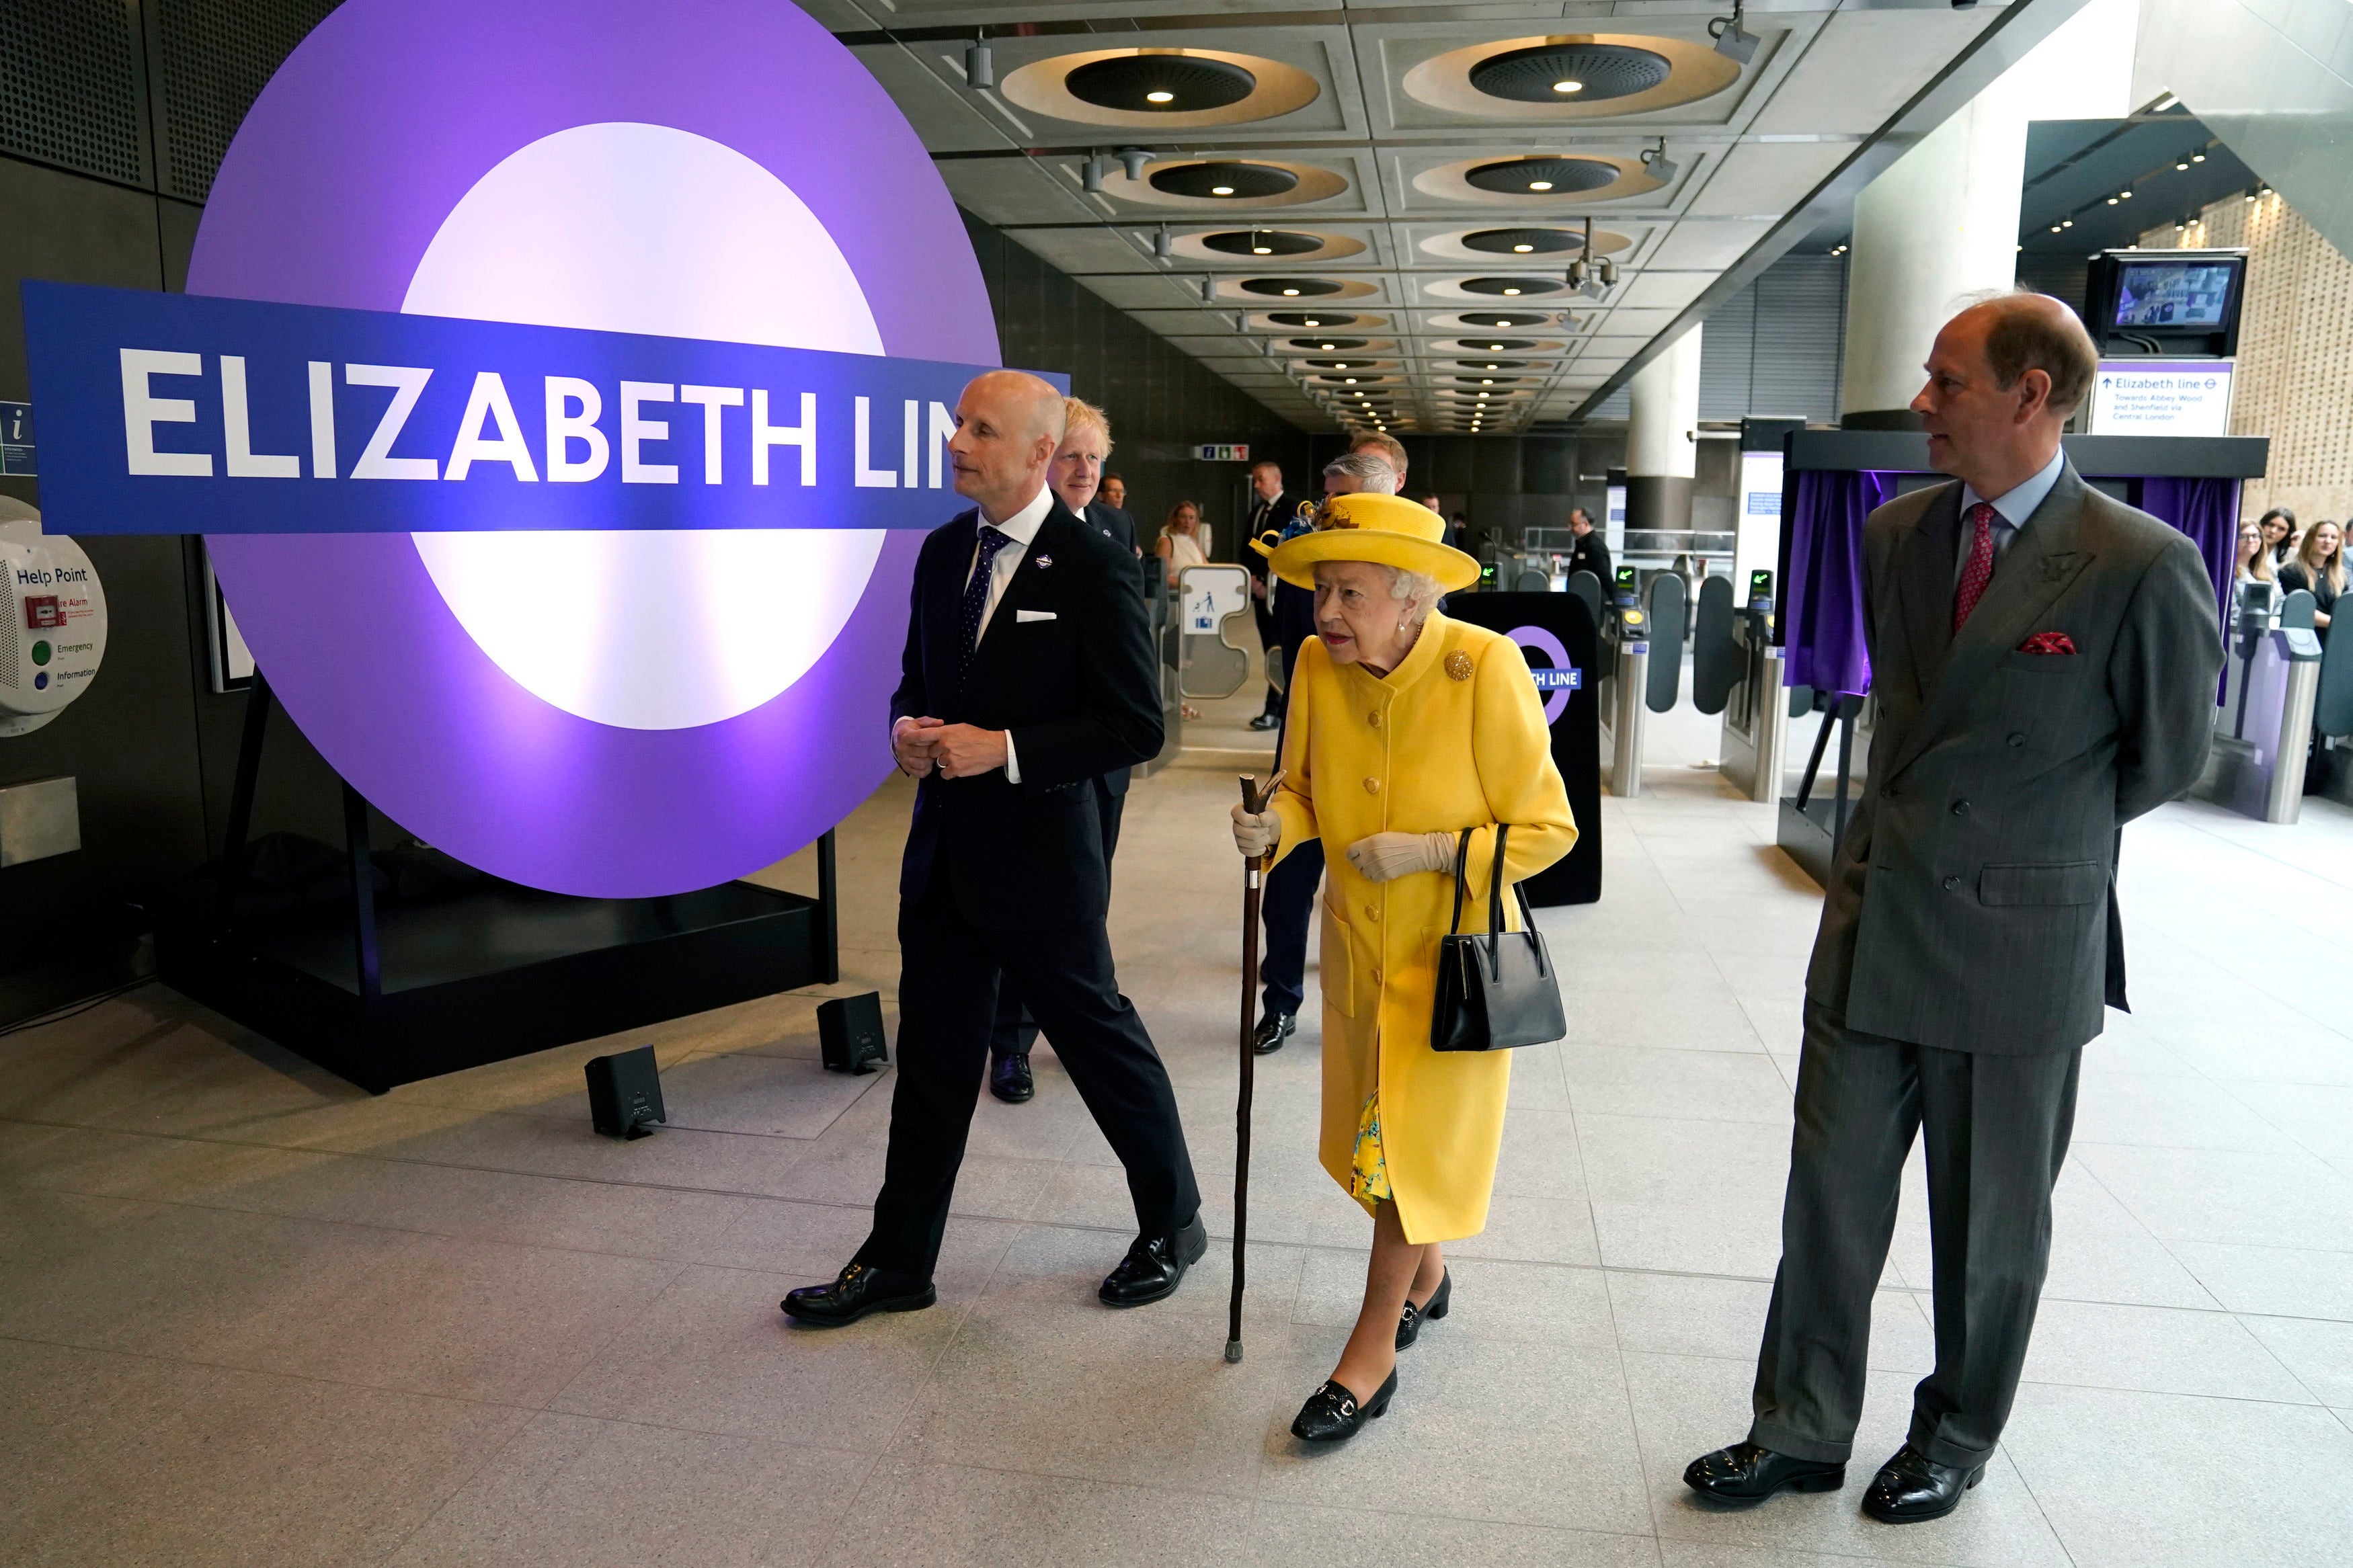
top-left (2278, 518), bottom-right (2345, 638)
top-left (2234, 520), bottom-right (2275, 587)
top-left (1158, 499), bottom-right (1208, 588)
top-left (2258, 507), bottom-right (2298, 572)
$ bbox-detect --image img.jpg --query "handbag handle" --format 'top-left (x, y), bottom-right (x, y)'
top-left (1443, 825), bottom-right (1542, 983)
top-left (1445, 827), bottom-right (1475, 936)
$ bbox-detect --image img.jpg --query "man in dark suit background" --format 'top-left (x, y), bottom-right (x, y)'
top-left (783, 372), bottom-right (1204, 1326)
top-left (1566, 507), bottom-right (1611, 587)
top-left (987, 395), bottom-right (1146, 1105)
top-left (1686, 294), bottom-right (2222, 1522)
top-left (1248, 444), bottom-right (1397, 1055)
top-left (1244, 460), bottom-right (1300, 731)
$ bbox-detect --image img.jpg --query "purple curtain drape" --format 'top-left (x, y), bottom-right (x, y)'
top-left (1782, 468), bottom-right (1897, 695)
top-left (2137, 477), bottom-right (2239, 622)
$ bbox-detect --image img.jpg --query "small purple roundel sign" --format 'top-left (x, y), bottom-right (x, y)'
top-left (172, 0), bottom-right (999, 897)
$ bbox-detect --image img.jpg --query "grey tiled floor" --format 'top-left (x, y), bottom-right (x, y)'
top-left (5, 698), bottom-right (2353, 1566)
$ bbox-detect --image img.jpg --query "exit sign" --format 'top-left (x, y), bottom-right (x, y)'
top-left (1195, 443), bottom-right (1249, 462)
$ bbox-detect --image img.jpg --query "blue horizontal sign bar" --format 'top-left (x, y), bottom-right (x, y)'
top-left (20, 282), bottom-right (1041, 534)
top-left (1531, 667), bottom-right (1583, 691)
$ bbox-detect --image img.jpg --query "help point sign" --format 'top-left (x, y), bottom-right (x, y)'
top-left (21, 0), bottom-right (1042, 897)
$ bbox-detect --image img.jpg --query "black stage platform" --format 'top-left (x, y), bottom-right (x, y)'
top-left (157, 878), bottom-right (827, 1093)
top-left (156, 675), bottom-right (838, 1094)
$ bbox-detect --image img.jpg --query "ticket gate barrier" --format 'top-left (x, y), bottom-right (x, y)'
top-left (1702, 571), bottom-right (1800, 803)
top-left (1595, 569), bottom-right (1687, 797)
top-left (1597, 572), bottom-right (1649, 798)
top-left (1565, 569), bottom-right (1603, 628)
top-left (1176, 565), bottom-right (1254, 700)
top-left (2197, 585), bottom-right (2323, 823)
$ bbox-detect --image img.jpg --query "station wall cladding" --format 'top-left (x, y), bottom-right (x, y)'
top-left (0, 0), bottom-right (352, 1016)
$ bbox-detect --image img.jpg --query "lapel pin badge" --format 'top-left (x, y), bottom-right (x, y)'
top-left (1033, 554), bottom-right (1052, 569)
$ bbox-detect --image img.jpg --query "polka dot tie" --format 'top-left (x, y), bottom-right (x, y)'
top-left (1954, 502), bottom-right (1997, 633)
top-left (961, 525), bottom-right (1014, 671)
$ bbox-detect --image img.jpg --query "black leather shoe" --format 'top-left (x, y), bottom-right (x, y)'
top-left (1683, 1443), bottom-right (1847, 1508)
top-left (1098, 1213), bottom-right (1208, 1307)
top-left (780, 1263), bottom-right (935, 1327)
top-left (1252, 1012), bottom-right (1295, 1055)
top-left (1291, 1368), bottom-right (1396, 1442)
top-left (1248, 713), bottom-right (1281, 731)
top-left (1396, 1269), bottom-right (1451, 1350)
top-left (989, 1052), bottom-right (1034, 1104)
top-left (1861, 1443), bottom-right (1983, 1524)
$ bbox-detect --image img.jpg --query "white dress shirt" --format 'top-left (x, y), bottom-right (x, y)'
top-left (894, 483), bottom-right (1053, 784)
top-left (1956, 446), bottom-right (2065, 586)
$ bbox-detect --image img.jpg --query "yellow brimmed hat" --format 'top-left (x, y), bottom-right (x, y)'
top-left (1265, 493), bottom-right (1482, 593)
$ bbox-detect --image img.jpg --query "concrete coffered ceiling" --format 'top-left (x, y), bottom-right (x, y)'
top-left (818, 0), bottom-right (2092, 436)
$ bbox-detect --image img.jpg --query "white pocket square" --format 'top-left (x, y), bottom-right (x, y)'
top-left (1014, 610), bottom-right (1057, 623)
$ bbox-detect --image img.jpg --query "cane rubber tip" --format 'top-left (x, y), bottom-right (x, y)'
top-left (1224, 1341), bottom-right (1243, 1363)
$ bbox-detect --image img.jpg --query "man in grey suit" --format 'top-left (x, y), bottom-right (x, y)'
top-left (1686, 293), bottom-right (2222, 1524)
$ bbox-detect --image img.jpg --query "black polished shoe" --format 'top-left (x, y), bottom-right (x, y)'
top-left (989, 1052), bottom-right (1034, 1104)
top-left (780, 1262), bottom-right (935, 1327)
top-left (1252, 1012), bottom-right (1295, 1055)
top-left (1860, 1443), bottom-right (1983, 1524)
top-left (1291, 1368), bottom-right (1397, 1442)
top-left (1683, 1443), bottom-right (1847, 1508)
top-left (1396, 1269), bottom-right (1451, 1350)
top-left (1098, 1213), bottom-right (1208, 1307)
top-left (1248, 713), bottom-right (1281, 731)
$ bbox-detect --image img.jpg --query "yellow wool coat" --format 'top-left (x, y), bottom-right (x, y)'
top-left (1267, 610), bottom-right (1577, 1244)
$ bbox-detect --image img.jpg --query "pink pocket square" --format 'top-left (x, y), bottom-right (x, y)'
top-left (2018, 631), bottom-right (2076, 655)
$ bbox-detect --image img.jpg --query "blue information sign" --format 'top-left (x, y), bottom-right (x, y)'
top-left (21, 282), bottom-right (1046, 535)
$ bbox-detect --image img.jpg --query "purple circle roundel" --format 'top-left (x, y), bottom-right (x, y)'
top-left (191, 0), bottom-right (998, 897)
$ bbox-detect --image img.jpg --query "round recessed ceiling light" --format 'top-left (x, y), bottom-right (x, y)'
top-left (1269, 311), bottom-right (1354, 327)
top-left (1152, 160), bottom-right (1298, 199)
top-left (1464, 227), bottom-right (1581, 257)
top-left (1463, 312), bottom-right (1546, 328)
top-left (1203, 229), bottom-right (1320, 257)
top-left (1066, 54), bottom-right (1258, 114)
top-left (1462, 276), bottom-right (1561, 296)
top-left (1468, 42), bottom-right (1673, 104)
top-left (1466, 156), bottom-right (1618, 196)
top-left (1242, 276), bottom-right (1343, 297)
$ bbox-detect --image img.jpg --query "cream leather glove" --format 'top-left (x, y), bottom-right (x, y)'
top-left (1344, 830), bottom-right (1460, 884)
top-left (1231, 802), bottom-right (1281, 858)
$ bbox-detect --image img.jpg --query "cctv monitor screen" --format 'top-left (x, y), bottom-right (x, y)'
top-left (2113, 261), bottom-right (2235, 329)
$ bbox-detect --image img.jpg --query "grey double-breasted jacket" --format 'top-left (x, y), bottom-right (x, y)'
top-left (1805, 463), bottom-right (2223, 1053)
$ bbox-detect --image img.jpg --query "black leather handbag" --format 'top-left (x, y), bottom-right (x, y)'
top-left (1429, 825), bottom-right (1567, 1053)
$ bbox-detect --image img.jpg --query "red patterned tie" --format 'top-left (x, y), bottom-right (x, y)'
top-left (1954, 501), bottom-right (1997, 632)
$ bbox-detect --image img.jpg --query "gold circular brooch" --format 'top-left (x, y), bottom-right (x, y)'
top-left (1445, 651), bottom-right (1474, 682)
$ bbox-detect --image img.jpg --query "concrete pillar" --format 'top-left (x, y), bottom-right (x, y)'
top-left (1627, 323), bottom-right (1702, 544)
top-left (1839, 0), bottom-right (2141, 425)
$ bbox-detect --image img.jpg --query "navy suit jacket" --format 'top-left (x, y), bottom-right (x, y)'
top-left (891, 499), bottom-right (1163, 927)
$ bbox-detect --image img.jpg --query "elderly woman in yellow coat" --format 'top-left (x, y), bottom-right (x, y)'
top-left (1230, 493), bottom-right (1576, 1442)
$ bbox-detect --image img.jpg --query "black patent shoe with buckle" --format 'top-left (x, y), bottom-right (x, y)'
top-left (1291, 1368), bottom-right (1397, 1442)
top-left (1396, 1269), bottom-right (1451, 1350)
top-left (1252, 1013), bottom-right (1295, 1055)
top-left (1683, 1442), bottom-right (1847, 1508)
top-left (1861, 1443), bottom-right (1983, 1524)
top-left (1098, 1213), bottom-right (1208, 1307)
top-left (780, 1263), bottom-right (936, 1327)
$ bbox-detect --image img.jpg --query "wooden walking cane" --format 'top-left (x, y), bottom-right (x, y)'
top-left (1228, 768), bottom-right (1283, 1363)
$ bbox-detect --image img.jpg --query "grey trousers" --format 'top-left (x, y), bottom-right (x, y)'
top-left (1748, 998), bottom-right (2082, 1471)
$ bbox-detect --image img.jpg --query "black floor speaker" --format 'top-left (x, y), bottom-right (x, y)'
top-left (585, 1045), bottom-right (666, 1138)
top-left (818, 991), bottom-right (887, 1074)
